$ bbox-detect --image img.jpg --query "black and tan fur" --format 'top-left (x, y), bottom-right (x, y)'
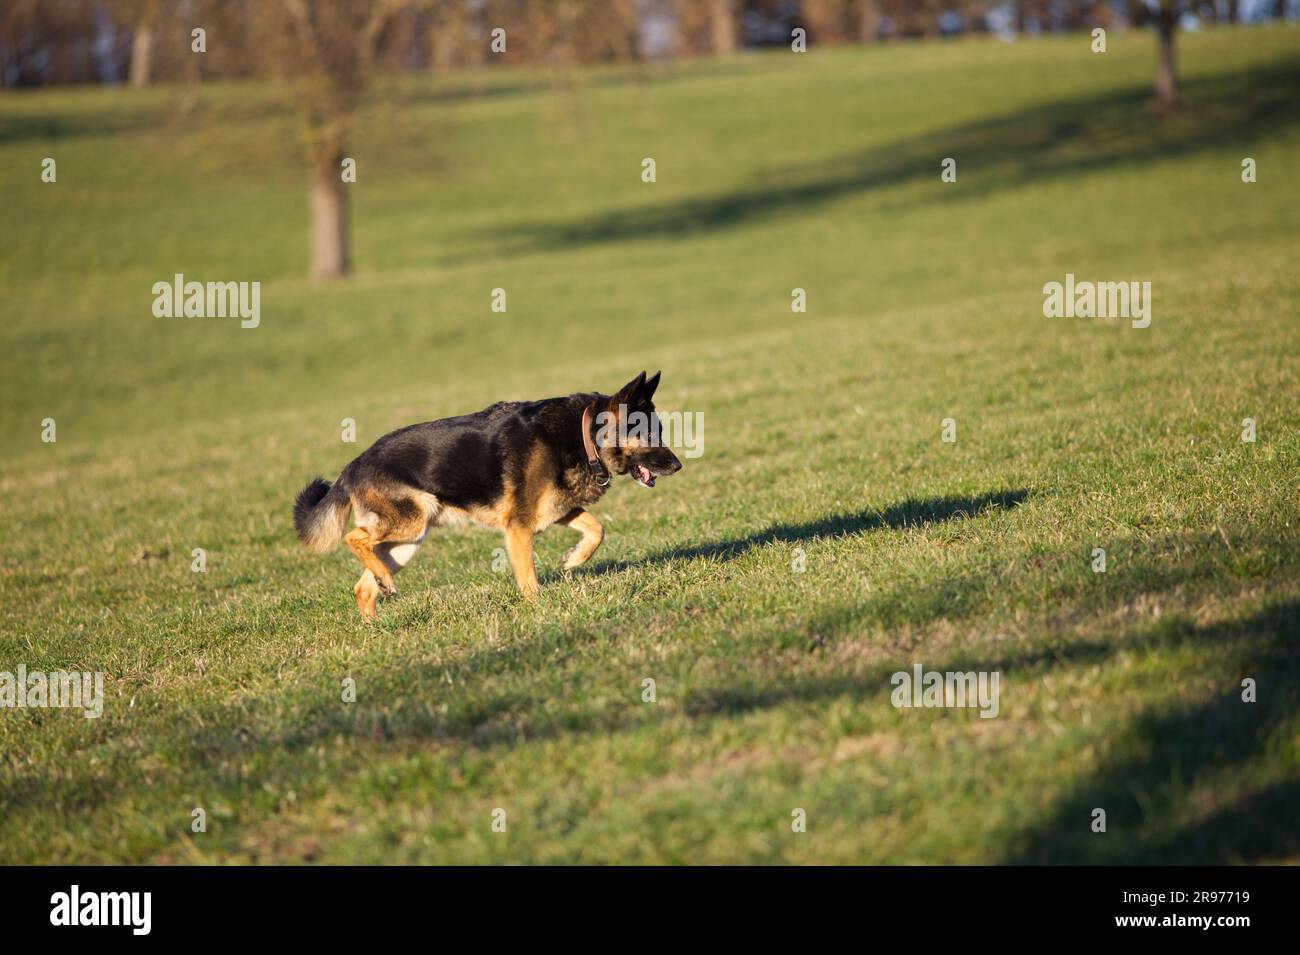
top-left (293, 372), bottom-right (681, 619)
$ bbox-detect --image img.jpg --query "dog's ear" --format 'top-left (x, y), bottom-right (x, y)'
top-left (643, 371), bottom-right (661, 402)
top-left (612, 371), bottom-right (647, 410)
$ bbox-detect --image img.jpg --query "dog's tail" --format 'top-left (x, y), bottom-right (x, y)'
top-left (293, 477), bottom-right (351, 553)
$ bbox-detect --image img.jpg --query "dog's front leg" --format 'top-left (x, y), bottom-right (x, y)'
top-left (504, 523), bottom-right (539, 601)
top-left (559, 508), bottom-right (604, 570)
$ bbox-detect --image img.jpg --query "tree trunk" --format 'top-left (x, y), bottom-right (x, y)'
top-left (919, 0), bottom-right (941, 37)
top-left (859, 0), bottom-right (881, 42)
top-left (431, 30), bottom-right (456, 73)
top-left (709, 0), bottom-right (736, 56)
top-left (129, 23), bottom-right (154, 88)
top-left (431, 4), bottom-right (466, 73)
top-left (309, 158), bottom-right (349, 280)
top-left (1227, 0), bottom-right (1240, 22)
top-left (1155, 10), bottom-right (1178, 110)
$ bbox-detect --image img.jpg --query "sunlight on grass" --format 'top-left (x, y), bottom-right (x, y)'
top-left (1, 27), bottom-right (1298, 864)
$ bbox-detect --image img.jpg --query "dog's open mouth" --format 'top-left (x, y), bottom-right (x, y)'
top-left (633, 464), bottom-right (656, 488)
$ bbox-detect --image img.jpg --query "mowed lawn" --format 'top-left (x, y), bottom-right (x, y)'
top-left (1, 25), bottom-right (1298, 864)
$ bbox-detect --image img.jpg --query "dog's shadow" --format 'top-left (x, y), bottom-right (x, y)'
top-left (555, 489), bottom-right (1029, 581)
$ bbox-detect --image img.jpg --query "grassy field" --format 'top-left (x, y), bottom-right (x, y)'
top-left (1, 24), bottom-right (1298, 864)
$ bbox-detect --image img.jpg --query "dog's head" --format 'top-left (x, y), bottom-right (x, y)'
top-left (597, 371), bottom-right (682, 488)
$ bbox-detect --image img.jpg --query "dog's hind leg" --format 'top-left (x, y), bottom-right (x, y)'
top-left (346, 489), bottom-right (435, 619)
top-left (559, 508), bottom-right (604, 570)
top-left (346, 527), bottom-right (397, 598)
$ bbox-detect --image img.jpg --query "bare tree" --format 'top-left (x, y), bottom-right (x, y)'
top-left (1, 0), bottom-right (103, 87)
top-left (268, 0), bottom-right (408, 280)
top-left (708, 0), bottom-right (738, 55)
top-left (1128, 0), bottom-right (1183, 110)
top-left (429, 0), bottom-right (474, 73)
top-left (104, 0), bottom-right (166, 87)
top-left (857, 0), bottom-right (882, 41)
top-left (801, 0), bottom-right (895, 43)
top-left (1154, 0), bottom-right (1180, 110)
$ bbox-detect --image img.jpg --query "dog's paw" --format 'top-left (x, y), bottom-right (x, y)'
top-left (376, 577), bottom-right (397, 598)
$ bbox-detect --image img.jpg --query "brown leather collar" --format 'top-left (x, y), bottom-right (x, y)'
top-left (581, 403), bottom-right (610, 486)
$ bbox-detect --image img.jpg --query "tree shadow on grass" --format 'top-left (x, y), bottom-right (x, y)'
top-left (553, 488), bottom-right (1029, 582)
top-left (674, 597), bottom-right (1300, 864)
top-left (482, 58), bottom-right (1300, 256)
top-left (0, 106), bottom-right (165, 145)
top-left (7, 544), bottom-right (1295, 868)
top-left (1002, 599), bottom-right (1300, 864)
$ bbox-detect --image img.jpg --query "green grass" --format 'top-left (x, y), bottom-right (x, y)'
top-left (1, 25), bottom-right (1298, 864)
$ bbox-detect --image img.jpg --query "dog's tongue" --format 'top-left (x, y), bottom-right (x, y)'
top-left (637, 465), bottom-right (655, 488)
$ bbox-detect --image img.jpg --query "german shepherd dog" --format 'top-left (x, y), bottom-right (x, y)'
top-left (293, 372), bottom-right (682, 619)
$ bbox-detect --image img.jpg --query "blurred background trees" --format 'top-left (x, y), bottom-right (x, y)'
top-left (3, 0), bottom-right (1291, 279)
top-left (5, 1), bottom-right (1294, 90)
